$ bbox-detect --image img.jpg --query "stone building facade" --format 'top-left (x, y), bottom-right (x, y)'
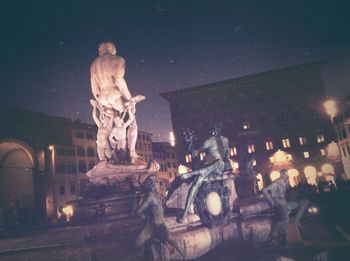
top-left (334, 97), bottom-right (350, 179)
top-left (0, 105), bottom-right (178, 224)
top-left (152, 142), bottom-right (179, 186)
top-left (161, 61), bottom-right (341, 188)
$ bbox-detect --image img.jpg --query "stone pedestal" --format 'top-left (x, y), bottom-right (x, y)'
top-left (234, 176), bottom-right (257, 199)
top-left (64, 160), bottom-right (160, 223)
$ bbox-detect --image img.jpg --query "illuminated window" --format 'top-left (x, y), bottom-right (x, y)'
top-left (270, 171), bottom-right (280, 182)
top-left (265, 141), bottom-right (273, 150)
top-left (199, 152), bottom-right (206, 161)
top-left (303, 151), bottom-right (310, 158)
top-left (185, 154), bottom-right (192, 163)
top-left (320, 149), bottom-right (326, 156)
top-left (247, 144), bottom-right (255, 153)
top-left (282, 138), bottom-right (291, 148)
top-left (256, 173), bottom-right (264, 190)
top-left (230, 147), bottom-right (237, 156)
top-left (317, 134), bottom-right (325, 143)
top-left (299, 136), bottom-right (307, 145)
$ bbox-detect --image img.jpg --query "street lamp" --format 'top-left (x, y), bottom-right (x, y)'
top-left (324, 99), bottom-right (337, 121)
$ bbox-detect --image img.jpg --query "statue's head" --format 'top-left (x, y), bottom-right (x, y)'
top-left (213, 122), bottom-right (224, 136)
top-left (280, 169), bottom-right (288, 177)
top-left (98, 42), bottom-right (117, 56)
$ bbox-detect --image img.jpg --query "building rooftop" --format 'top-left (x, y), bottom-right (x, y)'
top-left (160, 60), bottom-right (326, 101)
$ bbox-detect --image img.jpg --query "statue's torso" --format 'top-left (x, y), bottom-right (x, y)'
top-left (90, 54), bottom-right (127, 111)
top-left (203, 136), bottom-right (229, 163)
top-left (90, 54), bottom-right (125, 88)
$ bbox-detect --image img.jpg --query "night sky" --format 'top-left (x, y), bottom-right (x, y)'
top-left (1, 1), bottom-right (350, 141)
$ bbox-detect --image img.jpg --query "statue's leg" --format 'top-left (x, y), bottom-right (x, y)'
top-left (97, 145), bottom-right (106, 161)
top-left (180, 160), bottom-right (222, 180)
top-left (127, 119), bottom-right (138, 163)
top-left (136, 223), bottom-right (153, 248)
top-left (270, 204), bottom-right (289, 241)
top-left (294, 199), bottom-right (309, 228)
top-left (178, 175), bottom-right (205, 223)
top-left (104, 143), bottom-right (113, 161)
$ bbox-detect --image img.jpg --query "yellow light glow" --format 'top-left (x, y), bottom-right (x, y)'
top-left (59, 205), bottom-right (74, 222)
top-left (304, 165), bottom-right (317, 185)
top-left (169, 131), bottom-right (175, 147)
top-left (287, 169), bottom-right (299, 187)
top-left (270, 171), bottom-right (280, 182)
top-left (324, 100), bottom-right (337, 118)
top-left (206, 192), bottom-right (222, 216)
top-left (178, 164), bottom-right (190, 174)
top-left (271, 150), bottom-right (291, 167)
top-left (256, 173), bottom-right (264, 190)
top-left (48, 145), bottom-right (54, 151)
top-left (321, 163), bottom-right (335, 174)
top-left (326, 141), bottom-right (340, 161)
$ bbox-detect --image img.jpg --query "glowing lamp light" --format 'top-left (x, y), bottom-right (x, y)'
top-left (206, 192), bottom-right (222, 216)
top-left (308, 206), bottom-right (319, 214)
top-left (178, 164), bottom-right (190, 174)
top-left (323, 100), bottom-right (337, 118)
top-left (62, 205), bottom-right (74, 221)
top-left (271, 150), bottom-right (293, 169)
top-left (326, 141), bottom-right (340, 161)
top-left (48, 145), bottom-right (54, 151)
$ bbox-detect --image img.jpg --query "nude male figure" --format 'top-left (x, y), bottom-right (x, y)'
top-left (90, 42), bottom-right (144, 163)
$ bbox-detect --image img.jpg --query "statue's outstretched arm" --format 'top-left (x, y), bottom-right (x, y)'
top-left (90, 101), bottom-right (101, 128)
top-left (123, 108), bottom-right (135, 127)
top-left (91, 75), bottom-right (100, 100)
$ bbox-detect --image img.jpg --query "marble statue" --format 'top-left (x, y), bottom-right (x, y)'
top-left (90, 42), bottom-right (145, 164)
top-left (262, 169), bottom-right (309, 245)
top-left (177, 122), bottom-right (230, 223)
top-left (136, 175), bottom-right (186, 260)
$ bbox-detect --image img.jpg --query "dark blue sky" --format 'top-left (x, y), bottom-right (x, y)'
top-left (1, 1), bottom-right (349, 141)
